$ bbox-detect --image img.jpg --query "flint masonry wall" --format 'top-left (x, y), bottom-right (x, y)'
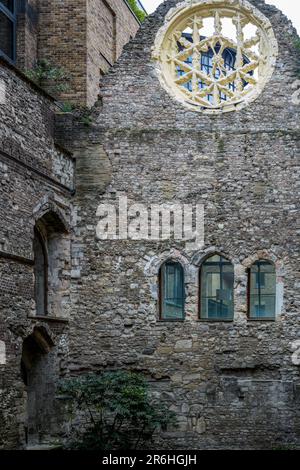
top-left (0, 58), bottom-right (74, 449)
top-left (70, 0), bottom-right (300, 449)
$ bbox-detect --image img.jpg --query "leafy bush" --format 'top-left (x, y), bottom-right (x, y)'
top-left (25, 59), bottom-right (70, 97)
top-left (58, 371), bottom-right (176, 450)
top-left (127, 0), bottom-right (147, 23)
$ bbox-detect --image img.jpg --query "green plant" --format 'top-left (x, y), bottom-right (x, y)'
top-left (58, 371), bottom-right (177, 450)
top-left (25, 59), bottom-right (70, 96)
top-left (81, 115), bottom-right (93, 127)
top-left (59, 102), bottom-right (75, 113)
top-left (127, 0), bottom-right (147, 23)
top-left (79, 107), bottom-right (93, 127)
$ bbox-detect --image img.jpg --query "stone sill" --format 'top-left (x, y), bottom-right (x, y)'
top-left (28, 315), bottom-right (69, 323)
top-left (157, 319), bottom-right (185, 323)
top-left (247, 318), bottom-right (276, 322)
top-left (156, 318), bottom-right (277, 324)
top-left (197, 319), bottom-right (233, 323)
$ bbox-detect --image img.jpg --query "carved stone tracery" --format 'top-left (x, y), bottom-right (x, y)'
top-left (153, 0), bottom-right (278, 114)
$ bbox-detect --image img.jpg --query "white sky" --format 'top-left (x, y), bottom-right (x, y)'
top-left (141, 0), bottom-right (300, 34)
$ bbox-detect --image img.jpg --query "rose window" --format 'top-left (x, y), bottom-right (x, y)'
top-left (152, 0), bottom-right (278, 114)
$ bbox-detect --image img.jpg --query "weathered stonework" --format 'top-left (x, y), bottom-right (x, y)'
top-left (0, 58), bottom-right (74, 448)
top-left (67, 0), bottom-right (300, 449)
top-left (1, 0), bottom-right (300, 451)
top-left (152, 0), bottom-right (278, 113)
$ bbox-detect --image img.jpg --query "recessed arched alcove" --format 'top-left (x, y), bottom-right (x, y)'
top-left (32, 206), bottom-right (71, 319)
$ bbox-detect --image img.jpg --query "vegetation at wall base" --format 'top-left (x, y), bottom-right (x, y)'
top-left (58, 371), bottom-right (177, 450)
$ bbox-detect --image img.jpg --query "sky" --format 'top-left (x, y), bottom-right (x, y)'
top-left (141, 0), bottom-right (300, 34)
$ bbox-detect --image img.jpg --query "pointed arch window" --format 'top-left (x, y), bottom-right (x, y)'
top-left (248, 260), bottom-right (276, 319)
top-left (32, 209), bottom-right (70, 318)
top-left (200, 255), bottom-right (234, 321)
top-left (33, 228), bottom-right (48, 316)
top-left (159, 261), bottom-right (185, 321)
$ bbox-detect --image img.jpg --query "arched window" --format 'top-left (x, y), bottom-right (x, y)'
top-left (248, 260), bottom-right (276, 319)
top-left (33, 209), bottom-right (70, 318)
top-left (200, 254), bottom-right (234, 320)
top-left (159, 261), bottom-right (185, 321)
top-left (33, 228), bottom-right (48, 316)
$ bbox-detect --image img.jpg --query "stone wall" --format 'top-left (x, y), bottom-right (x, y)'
top-left (68, 0), bottom-right (300, 449)
top-left (1, 0), bottom-right (300, 451)
top-left (0, 58), bottom-right (74, 449)
top-left (87, 0), bottom-right (141, 106)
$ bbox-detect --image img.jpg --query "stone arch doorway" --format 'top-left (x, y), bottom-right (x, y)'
top-left (21, 326), bottom-right (55, 446)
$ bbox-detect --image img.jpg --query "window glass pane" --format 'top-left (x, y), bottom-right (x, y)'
top-left (200, 255), bottom-right (234, 320)
top-left (249, 260), bottom-right (276, 319)
top-left (161, 262), bottom-right (184, 320)
top-left (0, 1), bottom-right (14, 13)
top-left (0, 11), bottom-right (14, 59)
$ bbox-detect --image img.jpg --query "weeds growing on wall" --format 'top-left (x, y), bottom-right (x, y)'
top-left (25, 59), bottom-right (70, 97)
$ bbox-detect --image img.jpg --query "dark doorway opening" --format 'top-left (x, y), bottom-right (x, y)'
top-left (21, 327), bottom-right (55, 446)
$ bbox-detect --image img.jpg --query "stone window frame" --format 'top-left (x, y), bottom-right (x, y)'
top-left (144, 249), bottom-right (196, 322)
top-left (159, 259), bottom-right (186, 322)
top-left (152, 0), bottom-right (278, 115)
top-left (242, 252), bottom-right (284, 322)
top-left (144, 248), bottom-right (284, 324)
top-left (31, 199), bottom-right (71, 321)
top-left (247, 259), bottom-right (277, 320)
top-left (197, 251), bottom-right (235, 323)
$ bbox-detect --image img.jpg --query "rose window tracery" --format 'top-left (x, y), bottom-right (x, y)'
top-left (152, 0), bottom-right (278, 114)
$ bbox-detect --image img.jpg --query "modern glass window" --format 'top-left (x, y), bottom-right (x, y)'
top-left (159, 261), bottom-right (185, 320)
top-left (248, 260), bottom-right (276, 319)
top-left (200, 255), bottom-right (234, 320)
top-left (0, 0), bottom-right (16, 62)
